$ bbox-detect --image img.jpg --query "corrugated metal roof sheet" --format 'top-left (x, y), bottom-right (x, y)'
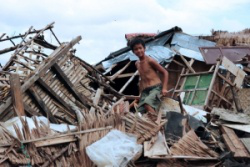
top-left (100, 28), bottom-right (217, 69)
top-left (102, 46), bottom-right (174, 68)
top-left (171, 33), bottom-right (215, 52)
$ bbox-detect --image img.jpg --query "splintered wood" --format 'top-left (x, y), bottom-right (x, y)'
top-left (170, 130), bottom-right (219, 158)
top-left (0, 111), bottom-right (125, 166)
top-left (122, 112), bottom-right (166, 144)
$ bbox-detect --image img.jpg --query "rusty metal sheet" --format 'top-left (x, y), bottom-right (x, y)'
top-left (199, 46), bottom-right (250, 64)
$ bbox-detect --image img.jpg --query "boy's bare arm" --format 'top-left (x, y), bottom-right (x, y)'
top-left (148, 58), bottom-right (169, 96)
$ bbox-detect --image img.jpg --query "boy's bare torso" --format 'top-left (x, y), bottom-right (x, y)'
top-left (136, 56), bottom-right (161, 90)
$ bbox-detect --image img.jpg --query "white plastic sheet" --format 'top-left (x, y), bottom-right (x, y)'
top-left (86, 130), bottom-right (142, 167)
top-left (183, 105), bottom-right (207, 123)
top-left (2, 116), bottom-right (77, 138)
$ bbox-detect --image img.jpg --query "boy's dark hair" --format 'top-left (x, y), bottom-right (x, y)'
top-left (129, 38), bottom-right (145, 51)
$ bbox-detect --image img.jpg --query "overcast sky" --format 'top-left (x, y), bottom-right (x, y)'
top-left (1, 0), bottom-right (250, 65)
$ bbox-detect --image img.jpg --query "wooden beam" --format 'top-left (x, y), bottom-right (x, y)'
top-left (79, 58), bottom-right (115, 84)
top-left (9, 73), bottom-right (25, 116)
top-left (189, 75), bottom-right (200, 105)
top-left (19, 126), bottom-right (112, 146)
top-left (119, 70), bottom-right (139, 93)
top-left (216, 71), bottom-right (230, 107)
top-left (124, 95), bottom-right (140, 100)
top-left (217, 73), bottom-right (234, 87)
top-left (109, 61), bottom-right (131, 80)
top-left (180, 55), bottom-right (196, 73)
top-left (172, 59), bottom-right (185, 67)
top-left (180, 71), bottom-right (213, 77)
top-left (0, 36), bottom-right (82, 116)
top-left (52, 63), bottom-right (88, 106)
top-left (204, 60), bottom-right (220, 108)
top-left (86, 74), bottom-right (123, 97)
top-left (34, 136), bottom-right (76, 147)
top-left (37, 78), bottom-right (76, 118)
top-left (211, 90), bottom-right (232, 105)
top-left (28, 87), bottom-right (58, 123)
top-left (117, 72), bottom-right (139, 79)
top-left (174, 88), bottom-right (208, 93)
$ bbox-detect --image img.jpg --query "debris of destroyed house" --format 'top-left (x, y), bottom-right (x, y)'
top-left (0, 23), bottom-right (250, 166)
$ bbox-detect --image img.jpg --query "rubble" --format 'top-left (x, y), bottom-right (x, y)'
top-left (0, 23), bottom-right (250, 166)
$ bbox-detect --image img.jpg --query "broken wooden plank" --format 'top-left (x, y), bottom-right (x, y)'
top-left (124, 95), bottom-right (140, 100)
top-left (79, 58), bottom-right (115, 84)
top-left (34, 136), bottom-right (76, 147)
top-left (28, 87), bottom-right (58, 123)
top-left (109, 61), bottom-right (131, 80)
top-left (144, 132), bottom-right (170, 158)
top-left (117, 72), bottom-right (139, 79)
top-left (119, 70), bottom-right (139, 93)
top-left (221, 126), bottom-right (250, 158)
top-left (89, 88), bottom-right (103, 114)
top-left (9, 73), bottom-right (25, 116)
top-left (23, 126), bottom-right (113, 145)
top-left (221, 56), bottom-right (246, 88)
top-left (86, 74), bottom-right (123, 97)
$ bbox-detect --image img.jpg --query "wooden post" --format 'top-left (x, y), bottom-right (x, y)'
top-left (204, 60), bottom-right (220, 109)
top-left (89, 88), bottom-right (103, 114)
top-left (180, 55), bottom-right (196, 73)
top-left (9, 73), bottom-right (25, 116)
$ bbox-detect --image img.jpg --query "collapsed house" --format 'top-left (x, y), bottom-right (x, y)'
top-left (0, 23), bottom-right (250, 166)
top-left (96, 26), bottom-right (250, 112)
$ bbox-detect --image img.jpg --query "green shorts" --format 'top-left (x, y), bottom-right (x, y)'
top-left (137, 84), bottom-right (162, 114)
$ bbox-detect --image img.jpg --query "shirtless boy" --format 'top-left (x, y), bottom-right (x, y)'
top-left (130, 38), bottom-right (169, 114)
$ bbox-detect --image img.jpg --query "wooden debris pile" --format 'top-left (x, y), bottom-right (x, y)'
top-left (1, 24), bottom-right (250, 166)
top-left (0, 22), bottom-right (122, 124)
top-left (0, 111), bottom-right (124, 166)
top-left (95, 27), bottom-right (250, 166)
top-left (0, 23), bottom-right (128, 166)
